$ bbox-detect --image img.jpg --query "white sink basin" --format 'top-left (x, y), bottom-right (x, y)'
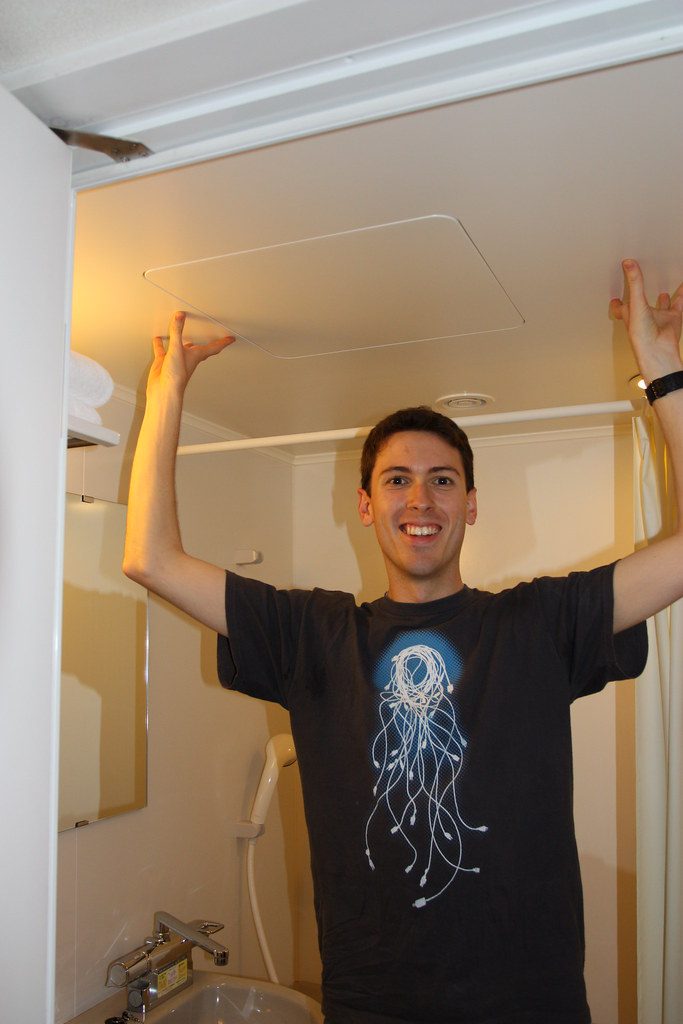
top-left (67, 970), bottom-right (323, 1024)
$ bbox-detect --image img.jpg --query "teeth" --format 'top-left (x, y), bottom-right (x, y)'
top-left (403, 525), bottom-right (439, 536)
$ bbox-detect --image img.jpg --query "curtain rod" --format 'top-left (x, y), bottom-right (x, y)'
top-left (176, 400), bottom-right (638, 456)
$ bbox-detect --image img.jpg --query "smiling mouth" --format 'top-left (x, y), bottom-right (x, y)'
top-left (401, 524), bottom-right (441, 537)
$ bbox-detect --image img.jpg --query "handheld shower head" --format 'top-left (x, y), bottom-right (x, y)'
top-left (249, 734), bottom-right (297, 825)
top-left (245, 733), bottom-right (297, 984)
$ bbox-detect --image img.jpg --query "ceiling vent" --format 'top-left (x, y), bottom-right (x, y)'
top-left (436, 392), bottom-right (494, 412)
top-left (144, 215), bottom-right (523, 359)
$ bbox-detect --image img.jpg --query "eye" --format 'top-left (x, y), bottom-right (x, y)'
top-left (432, 475), bottom-right (455, 487)
top-left (386, 475), bottom-right (409, 486)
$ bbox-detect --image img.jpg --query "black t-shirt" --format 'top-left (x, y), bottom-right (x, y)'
top-left (217, 564), bottom-right (647, 1024)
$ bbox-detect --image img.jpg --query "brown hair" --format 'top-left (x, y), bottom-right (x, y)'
top-left (360, 406), bottom-right (474, 495)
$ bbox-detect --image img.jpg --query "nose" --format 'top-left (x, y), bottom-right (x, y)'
top-left (407, 480), bottom-right (432, 510)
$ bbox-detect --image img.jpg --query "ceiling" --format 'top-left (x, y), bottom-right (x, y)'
top-left (4, 1), bottom-right (683, 452)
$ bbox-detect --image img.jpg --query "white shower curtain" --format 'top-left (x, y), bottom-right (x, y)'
top-left (632, 412), bottom-right (683, 1024)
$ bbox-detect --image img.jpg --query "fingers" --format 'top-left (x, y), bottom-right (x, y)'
top-left (168, 310), bottom-right (186, 348)
top-left (610, 259), bottom-right (649, 322)
top-left (609, 297), bottom-right (625, 321)
top-left (621, 259), bottom-right (647, 312)
top-left (621, 260), bottom-right (682, 313)
top-left (199, 334), bottom-right (236, 359)
top-left (609, 259), bottom-right (641, 321)
top-left (610, 260), bottom-right (683, 338)
top-left (155, 312), bottom-right (234, 364)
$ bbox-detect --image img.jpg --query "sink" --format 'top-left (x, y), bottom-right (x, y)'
top-left (67, 970), bottom-right (323, 1023)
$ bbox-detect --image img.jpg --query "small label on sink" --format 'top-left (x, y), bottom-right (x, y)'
top-left (158, 957), bottom-right (188, 995)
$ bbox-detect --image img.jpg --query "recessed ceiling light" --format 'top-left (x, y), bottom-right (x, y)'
top-left (435, 392), bottom-right (495, 412)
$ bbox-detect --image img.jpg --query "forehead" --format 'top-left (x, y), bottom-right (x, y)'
top-left (373, 431), bottom-right (464, 475)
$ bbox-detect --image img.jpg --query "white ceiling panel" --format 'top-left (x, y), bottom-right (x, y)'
top-left (143, 216), bottom-right (523, 358)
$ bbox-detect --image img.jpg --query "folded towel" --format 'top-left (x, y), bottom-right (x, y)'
top-left (68, 396), bottom-right (102, 425)
top-left (69, 351), bottom-right (114, 408)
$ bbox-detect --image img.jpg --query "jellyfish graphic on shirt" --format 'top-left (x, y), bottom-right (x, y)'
top-left (365, 631), bottom-right (488, 908)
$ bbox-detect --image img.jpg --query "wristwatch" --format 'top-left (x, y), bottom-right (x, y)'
top-left (645, 371), bottom-right (683, 405)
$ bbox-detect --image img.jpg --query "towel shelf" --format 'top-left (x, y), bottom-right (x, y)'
top-left (67, 415), bottom-right (120, 449)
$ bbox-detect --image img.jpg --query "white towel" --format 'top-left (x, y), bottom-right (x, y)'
top-left (69, 351), bottom-right (114, 428)
top-left (69, 351), bottom-right (114, 408)
top-left (68, 396), bottom-right (102, 425)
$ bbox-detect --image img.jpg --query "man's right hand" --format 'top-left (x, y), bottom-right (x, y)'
top-left (148, 310), bottom-right (235, 398)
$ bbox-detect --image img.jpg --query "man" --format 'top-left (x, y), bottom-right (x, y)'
top-left (124, 260), bottom-right (683, 1023)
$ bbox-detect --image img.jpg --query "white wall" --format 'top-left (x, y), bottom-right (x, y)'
top-left (291, 425), bottom-right (638, 1024)
top-left (56, 394), bottom-right (295, 1021)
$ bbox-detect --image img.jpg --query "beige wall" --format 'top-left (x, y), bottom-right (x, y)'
top-left (291, 424), bottom-right (637, 1024)
top-left (56, 394), bottom-right (295, 1022)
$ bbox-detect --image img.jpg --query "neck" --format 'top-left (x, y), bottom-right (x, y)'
top-left (385, 572), bottom-right (465, 604)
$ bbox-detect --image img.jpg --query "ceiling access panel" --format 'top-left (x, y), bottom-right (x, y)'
top-left (143, 215), bottom-right (524, 359)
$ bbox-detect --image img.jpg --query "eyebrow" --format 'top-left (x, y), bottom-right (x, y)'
top-left (379, 464), bottom-right (461, 477)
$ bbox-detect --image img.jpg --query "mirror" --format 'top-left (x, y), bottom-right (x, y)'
top-left (59, 493), bottom-right (148, 831)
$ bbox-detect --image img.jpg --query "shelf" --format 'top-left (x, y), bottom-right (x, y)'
top-left (67, 415), bottom-right (120, 448)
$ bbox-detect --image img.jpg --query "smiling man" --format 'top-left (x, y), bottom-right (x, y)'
top-left (356, 410), bottom-right (477, 602)
top-left (124, 260), bottom-right (683, 1024)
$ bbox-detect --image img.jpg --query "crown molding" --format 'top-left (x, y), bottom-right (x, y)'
top-left (110, 384), bottom-right (632, 466)
top-left (4, 1), bottom-right (681, 189)
top-left (111, 384), bottom-right (295, 465)
top-left (290, 421), bottom-right (632, 466)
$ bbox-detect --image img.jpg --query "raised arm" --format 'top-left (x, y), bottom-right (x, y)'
top-left (123, 312), bottom-right (234, 635)
top-left (611, 259), bottom-right (683, 632)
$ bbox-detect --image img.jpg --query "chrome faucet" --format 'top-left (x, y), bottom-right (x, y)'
top-left (153, 911), bottom-right (229, 965)
top-left (105, 911), bottom-right (229, 1019)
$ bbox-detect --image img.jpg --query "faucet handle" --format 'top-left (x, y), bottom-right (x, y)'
top-left (190, 920), bottom-right (224, 936)
top-left (186, 919), bottom-right (228, 966)
top-left (105, 938), bottom-right (157, 988)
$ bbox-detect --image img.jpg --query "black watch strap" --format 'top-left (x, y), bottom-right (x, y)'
top-left (645, 371), bottom-right (683, 405)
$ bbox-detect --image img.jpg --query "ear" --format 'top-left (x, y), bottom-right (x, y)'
top-left (466, 488), bottom-right (477, 526)
top-left (357, 488), bottom-right (374, 527)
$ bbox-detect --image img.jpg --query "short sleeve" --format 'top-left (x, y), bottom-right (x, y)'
top-left (217, 571), bottom-right (312, 709)
top-left (532, 563), bottom-right (648, 700)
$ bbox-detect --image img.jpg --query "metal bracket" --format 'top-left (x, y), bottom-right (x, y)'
top-left (50, 128), bottom-right (152, 163)
top-left (233, 820), bottom-right (265, 838)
